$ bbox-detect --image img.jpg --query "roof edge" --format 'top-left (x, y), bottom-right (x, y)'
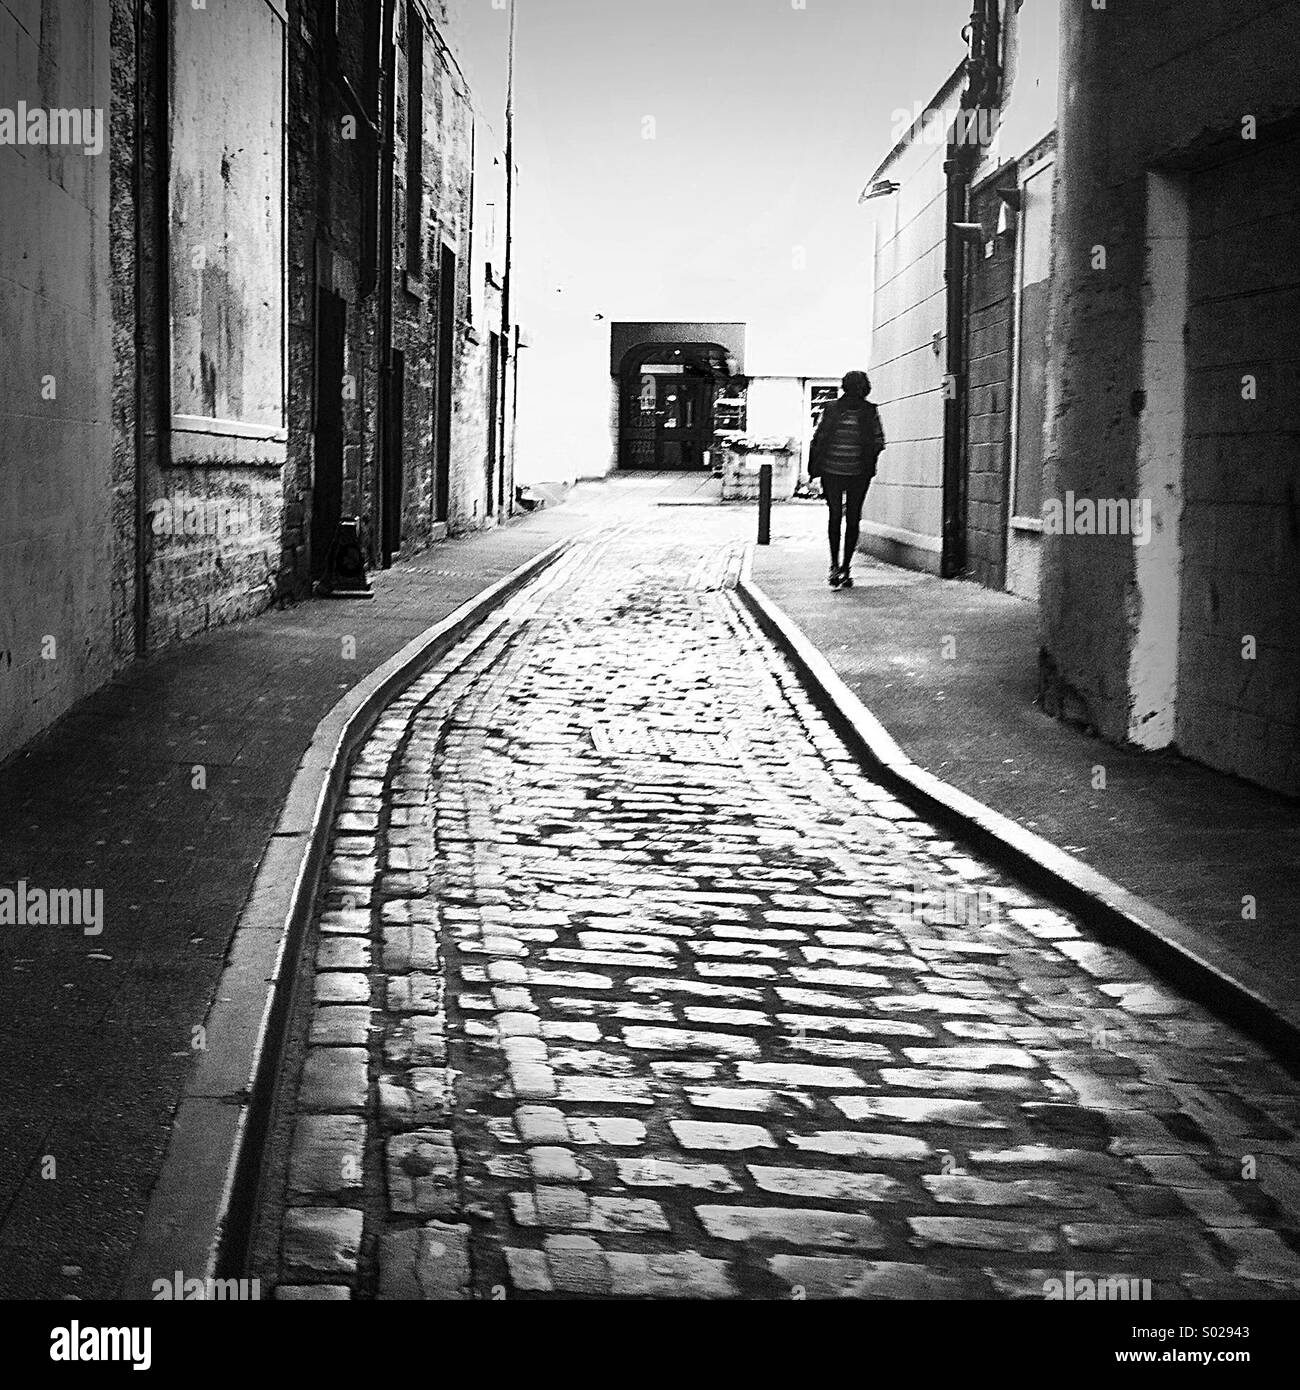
top-left (861, 61), bottom-right (968, 198)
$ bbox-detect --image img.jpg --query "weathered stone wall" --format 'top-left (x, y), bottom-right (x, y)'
top-left (144, 468), bottom-right (284, 643)
top-left (449, 314), bottom-right (501, 532)
top-left (1043, 0), bottom-right (1300, 793)
top-left (1, 0), bottom-right (507, 764)
top-left (391, 0), bottom-right (488, 552)
top-left (143, 0), bottom-right (290, 649)
top-left (109, 0), bottom-right (139, 662)
top-left (0, 0), bottom-right (115, 763)
top-left (286, 0), bottom-right (379, 585)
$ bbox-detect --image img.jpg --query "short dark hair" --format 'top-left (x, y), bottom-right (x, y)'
top-left (842, 370), bottom-right (871, 398)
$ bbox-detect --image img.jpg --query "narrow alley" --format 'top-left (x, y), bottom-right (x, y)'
top-left (5, 0), bottom-right (1300, 1362)
top-left (250, 505), bottom-right (1300, 1301)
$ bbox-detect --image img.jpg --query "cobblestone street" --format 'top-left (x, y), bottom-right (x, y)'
top-left (254, 512), bottom-right (1300, 1301)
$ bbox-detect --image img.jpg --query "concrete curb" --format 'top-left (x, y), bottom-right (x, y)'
top-left (119, 536), bottom-right (577, 1299)
top-left (736, 554), bottom-right (1300, 1076)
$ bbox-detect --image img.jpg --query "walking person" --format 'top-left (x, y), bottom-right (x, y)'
top-left (807, 370), bottom-right (885, 588)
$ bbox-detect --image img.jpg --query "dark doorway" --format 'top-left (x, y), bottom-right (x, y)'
top-left (382, 349), bottom-right (405, 565)
top-left (486, 330), bottom-right (501, 517)
top-left (434, 242), bottom-right (456, 524)
top-left (617, 342), bottom-right (730, 469)
top-left (311, 289), bottom-right (347, 583)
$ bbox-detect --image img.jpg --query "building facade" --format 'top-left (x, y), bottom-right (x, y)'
top-left (860, 64), bottom-right (961, 576)
top-left (861, 0), bottom-right (1058, 591)
top-left (0, 0), bottom-right (515, 766)
top-left (1041, 0), bottom-right (1300, 795)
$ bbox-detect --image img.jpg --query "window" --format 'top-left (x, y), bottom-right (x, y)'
top-left (809, 384), bottom-right (839, 432)
top-left (328, 0), bottom-right (381, 123)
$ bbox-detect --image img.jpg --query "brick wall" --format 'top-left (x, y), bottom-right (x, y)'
top-left (962, 179), bottom-right (1016, 590)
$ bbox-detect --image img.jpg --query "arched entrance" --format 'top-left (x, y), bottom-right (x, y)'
top-left (617, 341), bottom-right (737, 470)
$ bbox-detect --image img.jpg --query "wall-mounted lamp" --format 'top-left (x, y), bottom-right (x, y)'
top-left (951, 221), bottom-right (985, 247)
top-left (994, 186), bottom-right (1020, 238)
top-left (860, 179), bottom-right (901, 203)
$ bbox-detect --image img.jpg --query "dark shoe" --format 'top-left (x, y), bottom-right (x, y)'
top-left (827, 567), bottom-right (842, 588)
top-left (838, 566), bottom-right (854, 589)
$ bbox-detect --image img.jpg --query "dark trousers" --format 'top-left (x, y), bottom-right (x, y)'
top-left (822, 474), bottom-right (870, 568)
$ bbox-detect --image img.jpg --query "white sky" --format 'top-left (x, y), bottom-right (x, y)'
top-left (451, 0), bottom-right (971, 478)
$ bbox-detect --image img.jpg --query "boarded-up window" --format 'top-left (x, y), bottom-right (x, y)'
top-left (169, 0), bottom-right (286, 460)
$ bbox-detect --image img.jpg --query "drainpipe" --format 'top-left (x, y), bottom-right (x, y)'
top-left (499, 0), bottom-right (517, 516)
top-left (375, 0), bottom-right (398, 567)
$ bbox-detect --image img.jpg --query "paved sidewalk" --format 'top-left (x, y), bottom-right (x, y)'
top-left (0, 473), bottom-right (707, 1299)
top-left (752, 502), bottom-right (1300, 1024)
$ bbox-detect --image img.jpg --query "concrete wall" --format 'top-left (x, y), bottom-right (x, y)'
top-left (980, 0), bottom-right (1059, 176)
top-left (1176, 131), bottom-right (1300, 788)
top-left (1042, 0), bottom-right (1300, 794)
top-left (0, 0), bottom-right (115, 762)
top-left (863, 85), bottom-right (955, 575)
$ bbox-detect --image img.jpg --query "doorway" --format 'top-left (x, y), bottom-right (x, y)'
top-left (1005, 153), bottom-right (1053, 600)
top-left (382, 350), bottom-right (405, 565)
top-left (434, 242), bottom-right (456, 524)
top-left (311, 289), bottom-right (347, 583)
top-left (486, 330), bottom-right (501, 517)
top-left (618, 343), bottom-right (729, 469)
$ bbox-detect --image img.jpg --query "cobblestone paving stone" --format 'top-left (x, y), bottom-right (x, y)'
top-left (261, 515), bottom-right (1300, 1301)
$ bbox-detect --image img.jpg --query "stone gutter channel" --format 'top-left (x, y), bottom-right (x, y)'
top-left (119, 537), bottom-right (579, 1298)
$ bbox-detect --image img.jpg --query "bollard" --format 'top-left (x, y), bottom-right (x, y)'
top-left (757, 462), bottom-right (772, 545)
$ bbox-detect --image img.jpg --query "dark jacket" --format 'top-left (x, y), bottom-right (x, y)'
top-left (808, 397), bottom-right (886, 479)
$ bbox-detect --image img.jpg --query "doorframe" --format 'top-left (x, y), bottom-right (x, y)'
top-left (1004, 145), bottom-right (1055, 593)
top-left (311, 284), bottom-right (348, 582)
top-left (616, 342), bottom-right (725, 470)
top-left (486, 329), bottom-right (501, 518)
top-left (382, 348), bottom-right (406, 566)
top-left (433, 238), bottom-right (456, 525)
